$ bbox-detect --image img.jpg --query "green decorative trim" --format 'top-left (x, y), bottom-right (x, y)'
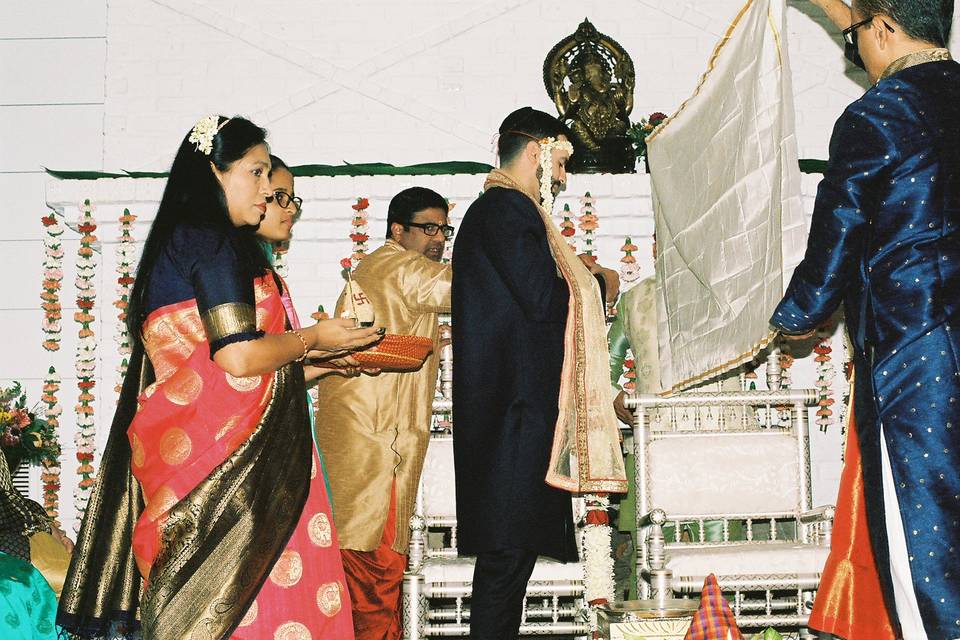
top-left (46, 159), bottom-right (830, 181)
top-left (798, 158), bottom-right (828, 174)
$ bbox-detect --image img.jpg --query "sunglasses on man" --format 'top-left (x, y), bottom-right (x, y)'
top-left (842, 16), bottom-right (896, 71)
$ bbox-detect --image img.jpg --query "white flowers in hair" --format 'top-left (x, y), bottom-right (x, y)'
top-left (189, 114), bottom-right (222, 155)
top-left (538, 137), bottom-right (574, 213)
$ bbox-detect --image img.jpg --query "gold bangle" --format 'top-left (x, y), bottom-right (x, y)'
top-left (286, 329), bottom-right (308, 363)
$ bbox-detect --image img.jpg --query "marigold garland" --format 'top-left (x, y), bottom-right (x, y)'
top-left (73, 199), bottom-right (99, 528)
top-left (620, 237), bottom-right (641, 285)
top-left (114, 208), bottom-right (136, 393)
top-left (814, 327), bottom-right (835, 432)
top-left (341, 197), bottom-right (370, 279)
top-left (578, 192), bottom-right (598, 256)
top-left (40, 213), bottom-right (65, 352)
top-left (559, 204), bottom-right (577, 253)
top-left (581, 493), bottom-right (615, 635)
top-left (40, 367), bottom-right (62, 522)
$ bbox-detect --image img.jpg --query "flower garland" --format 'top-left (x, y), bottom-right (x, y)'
top-left (578, 192), bottom-right (598, 256)
top-left (442, 200), bottom-right (456, 264)
top-left (581, 493), bottom-right (615, 635)
top-left (40, 213), bottom-right (65, 352)
top-left (621, 356), bottom-right (637, 395)
top-left (273, 244), bottom-right (289, 278)
top-left (537, 137), bottom-right (574, 214)
top-left (777, 343), bottom-right (794, 427)
top-left (73, 199), bottom-right (98, 528)
top-left (559, 204), bottom-right (577, 252)
top-left (40, 367), bottom-right (62, 522)
top-left (114, 208), bottom-right (136, 393)
top-left (813, 327), bottom-right (835, 432)
top-left (619, 237), bottom-right (641, 284)
top-left (341, 197), bottom-right (370, 279)
top-left (837, 336), bottom-right (853, 461)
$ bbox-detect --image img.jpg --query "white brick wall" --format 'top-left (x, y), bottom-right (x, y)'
top-left (4, 0), bottom-right (960, 529)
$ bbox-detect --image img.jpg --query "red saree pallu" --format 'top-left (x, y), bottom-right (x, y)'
top-left (129, 274), bottom-right (354, 639)
top-left (809, 406), bottom-right (895, 639)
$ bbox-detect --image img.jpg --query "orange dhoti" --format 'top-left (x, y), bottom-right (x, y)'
top-left (809, 407), bottom-right (895, 639)
top-left (340, 484), bottom-right (406, 640)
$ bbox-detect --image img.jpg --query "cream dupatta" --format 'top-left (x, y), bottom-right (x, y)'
top-left (483, 169), bottom-right (627, 493)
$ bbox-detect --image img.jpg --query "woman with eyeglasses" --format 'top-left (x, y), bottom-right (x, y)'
top-left (57, 117), bottom-right (377, 639)
top-left (774, 2), bottom-right (959, 638)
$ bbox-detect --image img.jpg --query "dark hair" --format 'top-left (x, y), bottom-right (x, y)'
top-left (385, 187), bottom-right (449, 239)
top-left (269, 154), bottom-right (290, 176)
top-left (854, 0), bottom-right (953, 46)
top-left (127, 116), bottom-right (272, 341)
top-left (497, 107), bottom-right (571, 164)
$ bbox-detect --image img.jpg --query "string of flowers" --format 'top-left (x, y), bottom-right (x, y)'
top-left (74, 199), bottom-right (99, 529)
top-left (778, 343), bottom-right (794, 427)
top-left (621, 355), bottom-right (637, 395)
top-left (273, 244), bottom-right (289, 278)
top-left (340, 197), bottom-right (370, 279)
top-left (559, 204), bottom-right (577, 253)
top-left (582, 494), bottom-right (616, 635)
top-left (442, 200), bottom-right (456, 264)
top-left (837, 335), bottom-right (853, 462)
top-left (40, 367), bottom-right (62, 522)
top-left (619, 237), bottom-right (641, 284)
top-left (40, 213), bottom-right (65, 352)
top-left (813, 327), bottom-right (835, 432)
top-left (536, 137), bottom-right (573, 214)
top-left (114, 208), bottom-right (136, 393)
top-left (578, 192), bottom-right (598, 256)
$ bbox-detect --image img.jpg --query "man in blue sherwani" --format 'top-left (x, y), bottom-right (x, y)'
top-left (772, 1), bottom-right (958, 636)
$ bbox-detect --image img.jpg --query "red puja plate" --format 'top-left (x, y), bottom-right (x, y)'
top-left (315, 334), bottom-right (434, 372)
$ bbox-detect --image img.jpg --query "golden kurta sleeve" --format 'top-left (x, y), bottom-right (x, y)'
top-left (401, 255), bottom-right (452, 314)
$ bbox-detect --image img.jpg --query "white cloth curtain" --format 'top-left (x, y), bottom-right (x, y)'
top-left (648, 0), bottom-right (807, 392)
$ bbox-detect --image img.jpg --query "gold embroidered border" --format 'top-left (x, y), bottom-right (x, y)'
top-left (880, 47), bottom-right (952, 81)
top-left (201, 302), bottom-right (256, 343)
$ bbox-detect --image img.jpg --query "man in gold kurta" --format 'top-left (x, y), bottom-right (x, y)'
top-left (315, 186), bottom-right (452, 639)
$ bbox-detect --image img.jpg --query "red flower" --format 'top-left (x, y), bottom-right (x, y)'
top-left (649, 111), bottom-right (668, 124)
top-left (41, 215), bottom-right (57, 226)
top-left (340, 258), bottom-right (352, 269)
top-left (349, 233), bottom-right (369, 243)
top-left (78, 223), bottom-right (97, 234)
top-left (560, 228), bottom-right (576, 237)
top-left (351, 198), bottom-right (370, 211)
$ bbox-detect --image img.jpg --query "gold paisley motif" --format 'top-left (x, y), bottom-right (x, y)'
top-left (225, 372), bottom-right (262, 393)
top-left (159, 427), bottom-right (193, 466)
top-left (163, 367), bottom-right (203, 405)
top-left (130, 432), bottom-right (146, 468)
top-left (274, 621), bottom-right (312, 640)
top-left (269, 550), bottom-right (303, 588)
top-left (144, 485), bottom-right (178, 522)
top-left (316, 582), bottom-right (343, 617)
top-left (307, 513), bottom-right (333, 548)
top-left (238, 601), bottom-right (258, 627)
top-left (215, 415), bottom-right (243, 441)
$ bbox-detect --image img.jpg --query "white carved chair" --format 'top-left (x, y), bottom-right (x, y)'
top-left (626, 387), bottom-right (834, 631)
top-left (402, 322), bottom-right (589, 639)
top-left (403, 436), bottom-right (589, 639)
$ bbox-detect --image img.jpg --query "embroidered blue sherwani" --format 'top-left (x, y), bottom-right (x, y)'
top-left (771, 56), bottom-right (960, 637)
